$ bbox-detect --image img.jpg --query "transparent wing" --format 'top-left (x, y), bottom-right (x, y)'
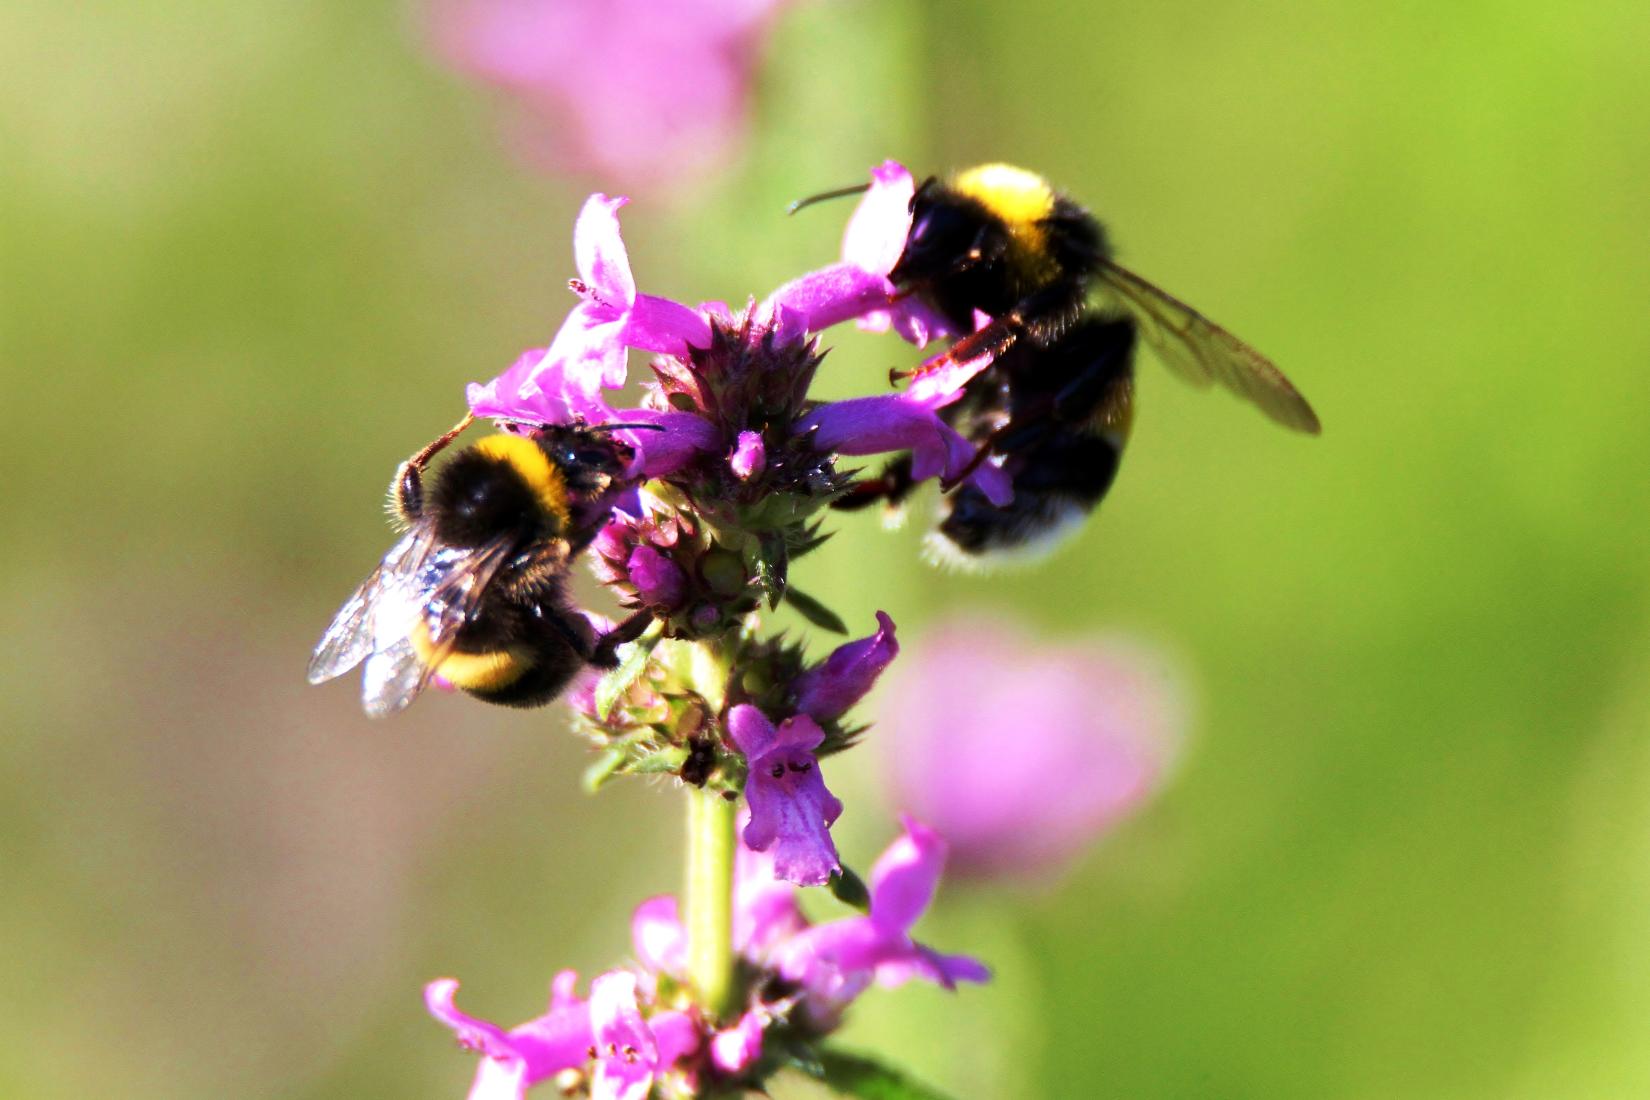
top-left (1096, 260), bottom-right (1321, 435)
top-left (356, 535), bottom-right (518, 719)
top-left (307, 527), bottom-right (435, 685)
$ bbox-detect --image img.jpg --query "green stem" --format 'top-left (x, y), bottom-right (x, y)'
top-left (686, 783), bottom-right (738, 1020)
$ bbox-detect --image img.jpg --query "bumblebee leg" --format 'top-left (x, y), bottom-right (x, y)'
top-left (389, 412), bottom-right (477, 524)
top-left (900, 281), bottom-right (1089, 382)
top-left (832, 456), bottom-right (916, 511)
top-left (591, 610), bottom-right (653, 669)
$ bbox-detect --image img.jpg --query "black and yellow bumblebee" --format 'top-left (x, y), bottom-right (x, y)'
top-left (817, 162), bottom-right (1320, 563)
top-left (308, 415), bottom-right (647, 717)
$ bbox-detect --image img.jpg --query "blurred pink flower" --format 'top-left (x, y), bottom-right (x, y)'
top-left (880, 616), bottom-right (1186, 880)
top-left (427, 0), bottom-right (791, 187)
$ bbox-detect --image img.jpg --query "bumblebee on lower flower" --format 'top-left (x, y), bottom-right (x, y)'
top-left (307, 415), bottom-right (648, 717)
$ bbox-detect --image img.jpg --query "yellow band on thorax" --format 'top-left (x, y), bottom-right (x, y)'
top-left (951, 163), bottom-right (1058, 279)
top-left (471, 433), bottom-right (571, 527)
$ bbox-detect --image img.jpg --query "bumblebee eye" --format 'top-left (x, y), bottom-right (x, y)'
top-left (908, 209), bottom-right (934, 244)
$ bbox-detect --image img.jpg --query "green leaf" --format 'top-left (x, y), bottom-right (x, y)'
top-left (810, 1048), bottom-right (958, 1100)
top-left (594, 628), bottom-right (661, 721)
top-left (784, 586), bottom-right (847, 634)
top-left (827, 865), bottom-right (870, 912)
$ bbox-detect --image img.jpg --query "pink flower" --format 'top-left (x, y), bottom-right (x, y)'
top-left (880, 616), bottom-right (1185, 879)
top-left (726, 704), bottom-right (842, 886)
top-left (425, 974), bottom-right (592, 1100)
top-left (800, 391), bottom-right (1013, 506)
top-left (728, 430), bottom-right (765, 480)
top-left (792, 610), bottom-right (899, 722)
top-left (428, 0), bottom-right (791, 188)
top-left (777, 816), bottom-right (988, 1021)
top-left (466, 193), bottom-right (710, 421)
top-left (588, 971), bottom-right (697, 1100)
top-left (764, 161), bottom-right (956, 343)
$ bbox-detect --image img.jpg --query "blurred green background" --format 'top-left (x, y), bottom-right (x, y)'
top-left (4, 0), bottom-right (1649, 1096)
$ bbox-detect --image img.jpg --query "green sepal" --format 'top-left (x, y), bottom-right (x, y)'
top-left (789, 520), bottom-right (834, 559)
top-left (582, 746), bottom-right (628, 793)
top-left (826, 865), bottom-right (870, 912)
top-left (627, 745), bottom-right (690, 774)
top-left (805, 1048), bottom-right (959, 1100)
top-left (784, 585), bottom-right (848, 634)
top-left (594, 627), bottom-right (662, 720)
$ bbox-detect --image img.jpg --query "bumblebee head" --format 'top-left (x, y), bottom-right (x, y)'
top-left (429, 433), bottom-right (572, 547)
top-left (892, 164), bottom-right (1061, 292)
top-left (533, 423), bottom-right (632, 499)
top-left (890, 176), bottom-right (1008, 287)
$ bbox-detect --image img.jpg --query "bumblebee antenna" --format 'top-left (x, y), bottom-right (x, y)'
top-left (786, 182), bottom-right (871, 216)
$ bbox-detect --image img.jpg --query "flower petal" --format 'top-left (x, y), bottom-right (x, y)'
top-left (762, 263), bottom-right (895, 335)
top-left (627, 546), bottom-right (687, 611)
top-left (614, 408), bottom-right (721, 478)
top-left (465, 1054), bottom-right (531, 1100)
top-left (631, 895), bottom-right (687, 978)
top-left (841, 160), bottom-right (916, 275)
top-left (426, 977), bottom-right (593, 1094)
top-left (868, 816), bottom-right (946, 937)
top-left (769, 714), bottom-right (826, 755)
top-left (710, 1010), bottom-right (765, 1074)
top-left (792, 611), bottom-right (899, 722)
top-left (874, 942), bottom-right (992, 991)
top-left (590, 971), bottom-right (656, 1100)
top-left (574, 194), bottom-right (636, 315)
top-left (467, 346), bottom-right (620, 425)
top-left (725, 703), bottom-right (776, 759)
top-left (426, 978), bottom-right (515, 1062)
top-left (626, 292), bottom-right (714, 355)
top-left (729, 430), bottom-right (766, 480)
top-left (649, 1009), bottom-right (701, 1070)
top-left (744, 754), bottom-right (842, 886)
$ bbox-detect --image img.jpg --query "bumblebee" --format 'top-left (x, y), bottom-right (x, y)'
top-left (307, 415), bottom-right (646, 718)
top-left (819, 162), bottom-right (1320, 561)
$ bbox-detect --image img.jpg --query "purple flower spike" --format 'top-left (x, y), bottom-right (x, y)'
top-left (426, 974), bottom-right (592, 1100)
top-left (793, 611), bottom-right (899, 722)
top-left (727, 704), bottom-right (842, 886)
top-left (802, 393), bottom-right (1013, 506)
top-left (729, 430), bottom-right (765, 480)
top-left (881, 617), bottom-right (1184, 880)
